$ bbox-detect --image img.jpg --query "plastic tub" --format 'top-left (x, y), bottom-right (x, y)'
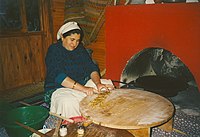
top-left (0, 100), bottom-right (14, 126)
top-left (2, 106), bottom-right (49, 137)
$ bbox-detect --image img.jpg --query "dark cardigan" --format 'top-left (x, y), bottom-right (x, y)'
top-left (44, 41), bottom-right (99, 103)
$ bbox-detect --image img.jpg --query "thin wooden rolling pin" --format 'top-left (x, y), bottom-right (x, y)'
top-left (49, 112), bottom-right (74, 123)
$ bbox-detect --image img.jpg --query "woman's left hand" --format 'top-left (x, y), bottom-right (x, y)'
top-left (96, 83), bottom-right (115, 92)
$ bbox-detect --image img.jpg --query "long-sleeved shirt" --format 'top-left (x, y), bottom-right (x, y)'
top-left (44, 41), bottom-right (99, 92)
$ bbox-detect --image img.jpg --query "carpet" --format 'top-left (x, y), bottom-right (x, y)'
top-left (0, 82), bottom-right (44, 103)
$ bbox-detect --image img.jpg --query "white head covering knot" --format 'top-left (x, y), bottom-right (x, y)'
top-left (57, 22), bottom-right (80, 40)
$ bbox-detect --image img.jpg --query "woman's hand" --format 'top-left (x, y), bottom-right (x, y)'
top-left (82, 87), bottom-right (98, 96)
top-left (90, 71), bottom-right (115, 93)
top-left (96, 83), bottom-right (115, 92)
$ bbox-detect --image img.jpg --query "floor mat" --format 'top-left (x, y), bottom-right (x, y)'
top-left (0, 82), bottom-right (44, 103)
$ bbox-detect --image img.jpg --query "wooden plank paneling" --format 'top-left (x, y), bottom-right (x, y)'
top-left (0, 36), bottom-right (32, 89)
top-left (28, 35), bottom-right (45, 81)
top-left (0, 35), bottom-right (45, 91)
top-left (87, 24), bottom-right (106, 73)
top-left (0, 0), bottom-right (53, 98)
top-left (51, 0), bottom-right (65, 42)
top-left (41, 0), bottom-right (54, 54)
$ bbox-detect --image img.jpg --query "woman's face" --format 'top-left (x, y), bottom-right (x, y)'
top-left (62, 33), bottom-right (81, 51)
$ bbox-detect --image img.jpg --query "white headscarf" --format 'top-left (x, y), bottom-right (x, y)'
top-left (57, 22), bottom-right (81, 40)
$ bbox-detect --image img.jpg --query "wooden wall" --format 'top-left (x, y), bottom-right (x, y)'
top-left (0, 0), bottom-right (57, 92)
top-left (87, 24), bottom-right (106, 73)
top-left (51, 0), bottom-right (65, 42)
top-left (0, 34), bottom-right (45, 90)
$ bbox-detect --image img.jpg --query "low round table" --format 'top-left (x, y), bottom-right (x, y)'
top-left (80, 89), bottom-right (175, 137)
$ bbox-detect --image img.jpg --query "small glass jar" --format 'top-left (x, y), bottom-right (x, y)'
top-left (77, 123), bottom-right (85, 136)
top-left (59, 125), bottom-right (67, 137)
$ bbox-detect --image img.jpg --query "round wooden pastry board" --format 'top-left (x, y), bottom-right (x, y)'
top-left (80, 88), bottom-right (174, 130)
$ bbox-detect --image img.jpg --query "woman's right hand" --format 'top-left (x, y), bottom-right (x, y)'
top-left (82, 87), bottom-right (98, 96)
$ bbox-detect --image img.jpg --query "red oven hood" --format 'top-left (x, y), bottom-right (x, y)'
top-left (105, 3), bottom-right (200, 91)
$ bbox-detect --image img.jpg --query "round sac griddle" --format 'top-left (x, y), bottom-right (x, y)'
top-left (134, 75), bottom-right (188, 97)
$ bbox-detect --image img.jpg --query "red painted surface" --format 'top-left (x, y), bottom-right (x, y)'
top-left (105, 3), bottom-right (200, 90)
